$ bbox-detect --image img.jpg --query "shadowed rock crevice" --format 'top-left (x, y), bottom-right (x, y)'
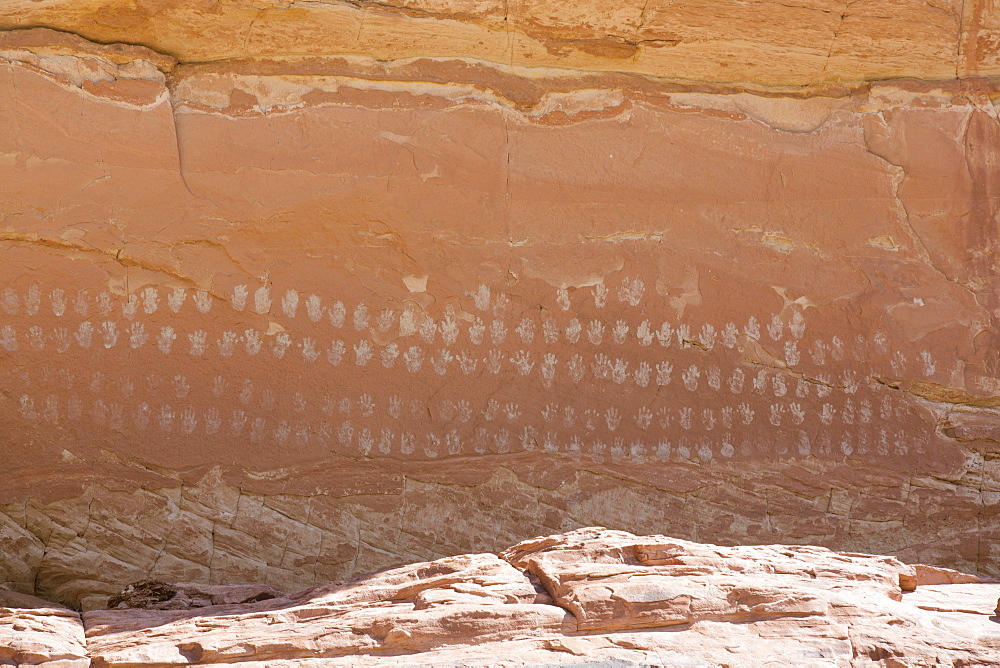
top-left (106, 580), bottom-right (283, 611)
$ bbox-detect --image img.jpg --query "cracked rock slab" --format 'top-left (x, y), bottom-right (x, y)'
top-left (83, 551), bottom-right (573, 664)
top-left (2, 528), bottom-right (983, 665)
top-left (0, 602), bottom-right (88, 667)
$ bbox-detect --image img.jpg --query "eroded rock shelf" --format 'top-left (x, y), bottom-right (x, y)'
top-left (6, 529), bottom-right (1000, 665)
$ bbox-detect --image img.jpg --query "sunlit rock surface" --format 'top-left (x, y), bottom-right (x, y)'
top-left (1, 2), bottom-right (999, 611)
top-left (3, 528), bottom-right (999, 665)
top-left (0, 590), bottom-right (88, 667)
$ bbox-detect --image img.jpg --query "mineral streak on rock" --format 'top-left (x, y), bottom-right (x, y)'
top-left (0, 1), bottom-right (999, 611)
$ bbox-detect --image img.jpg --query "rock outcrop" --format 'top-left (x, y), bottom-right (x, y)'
top-left (1, 3), bottom-right (1000, 608)
top-left (0, 593), bottom-right (88, 667)
top-left (3, 528), bottom-right (999, 665)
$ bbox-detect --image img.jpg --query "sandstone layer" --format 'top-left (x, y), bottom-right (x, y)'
top-left (3, 528), bottom-right (1000, 665)
top-left (1, 4), bottom-right (1000, 608)
top-left (1, 0), bottom-right (998, 84)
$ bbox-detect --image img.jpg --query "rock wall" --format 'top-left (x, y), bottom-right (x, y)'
top-left (1, 2), bottom-right (999, 606)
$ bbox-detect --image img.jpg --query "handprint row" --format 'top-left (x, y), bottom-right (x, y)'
top-left (13, 385), bottom-right (905, 436)
top-left (0, 283), bottom-right (924, 361)
top-left (11, 349), bottom-right (882, 403)
top-left (0, 318), bottom-right (936, 387)
top-left (1, 302), bottom-right (810, 350)
top-left (2, 279), bottom-right (657, 321)
top-left (18, 363), bottom-right (903, 424)
top-left (0, 283), bottom-right (820, 352)
top-left (11, 392), bottom-right (924, 461)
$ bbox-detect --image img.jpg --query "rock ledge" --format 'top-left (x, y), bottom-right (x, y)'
top-left (4, 528), bottom-right (999, 666)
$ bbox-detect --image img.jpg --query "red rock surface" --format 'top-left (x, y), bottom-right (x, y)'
top-left (3, 528), bottom-right (999, 665)
top-left (1, 4), bottom-right (999, 612)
